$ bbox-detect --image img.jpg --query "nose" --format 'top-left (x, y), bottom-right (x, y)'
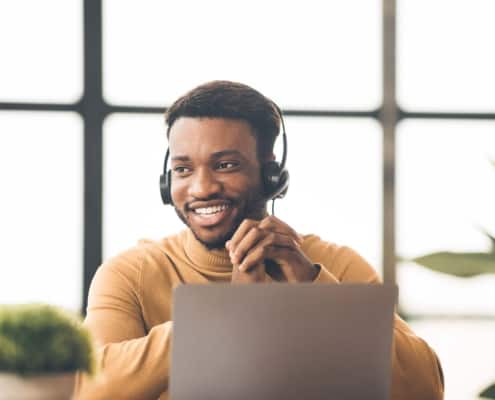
top-left (188, 167), bottom-right (222, 199)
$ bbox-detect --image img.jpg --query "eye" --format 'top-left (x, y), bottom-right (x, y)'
top-left (217, 161), bottom-right (239, 170)
top-left (173, 165), bottom-right (192, 176)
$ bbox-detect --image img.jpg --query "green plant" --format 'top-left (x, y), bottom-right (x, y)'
top-left (410, 160), bottom-right (495, 399)
top-left (412, 229), bottom-right (495, 277)
top-left (0, 304), bottom-right (96, 376)
top-left (481, 385), bottom-right (495, 399)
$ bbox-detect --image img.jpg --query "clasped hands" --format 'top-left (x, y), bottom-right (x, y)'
top-left (225, 216), bottom-right (319, 283)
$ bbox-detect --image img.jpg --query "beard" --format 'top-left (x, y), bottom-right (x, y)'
top-left (173, 190), bottom-right (267, 250)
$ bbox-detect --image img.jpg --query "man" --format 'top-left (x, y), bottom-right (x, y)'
top-left (75, 81), bottom-right (444, 399)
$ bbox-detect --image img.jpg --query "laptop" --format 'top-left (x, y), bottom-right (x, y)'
top-left (170, 283), bottom-right (397, 400)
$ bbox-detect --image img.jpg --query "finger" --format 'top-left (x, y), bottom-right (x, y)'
top-left (231, 263), bottom-right (265, 284)
top-left (238, 233), bottom-right (298, 272)
top-left (226, 219), bottom-right (258, 252)
top-left (234, 230), bottom-right (298, 268)
top-left (229, 226), bottom-right (266, 266)
top-left (258, 216), bottom-right (303, 244)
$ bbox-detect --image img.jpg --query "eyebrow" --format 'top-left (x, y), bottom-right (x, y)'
top-left (171, 150), bottom-right (245, 162)
top-left (210, 150), bottom-right (245, 159)
top-left (171, 155), bottom-right (191, 162)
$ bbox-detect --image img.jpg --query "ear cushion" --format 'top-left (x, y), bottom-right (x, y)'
top-left (262, 161), bottom-right (289, 200)
top-left (159, 170), bottom-right (173, 205)
top-left (276, 168), bottom-right (289, 199)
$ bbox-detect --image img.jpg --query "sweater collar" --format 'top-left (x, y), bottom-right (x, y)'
top-left (184, 229), bottom-right (233, 274)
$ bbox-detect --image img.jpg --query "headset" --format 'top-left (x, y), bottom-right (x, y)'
top-left (159, 103), bottom-right (289, 206)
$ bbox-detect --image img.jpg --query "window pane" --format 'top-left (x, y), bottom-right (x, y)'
top-left (103, 0), bottom-right (381, 110)
top-left (411, 320), bottom-right (495, 400)
top-left (0, 1), bottom-right (82, 103)
top-left (104, 114), bottom-right (382, 275)
top-left (398, 0), bottom-right (495, 112)
top-left (0, 112), bottom-right (83, 311)
top-left (103, 113), bottom-right (180, 259)
top-left (278, 117), bottom-right (383, 272)
top-left (397, 120), bottom-right (495, 316)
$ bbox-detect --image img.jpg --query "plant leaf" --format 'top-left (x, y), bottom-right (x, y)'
top-left (480, 382), bottom-right (495, 399)
top-left (412, 252), bottom-right (495, 277)
top-left (477, 225), bottom-right (495, 254)
top-left (487, 234), bottom-right (495, 254)
top-left (0, 304), bottom-right (95, 375)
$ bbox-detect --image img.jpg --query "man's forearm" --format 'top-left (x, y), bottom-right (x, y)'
top-left (74, 322), bottom-right (172, 400)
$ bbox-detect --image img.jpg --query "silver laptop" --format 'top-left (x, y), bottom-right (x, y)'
top-left (170, 283), bottom-right (397, 400)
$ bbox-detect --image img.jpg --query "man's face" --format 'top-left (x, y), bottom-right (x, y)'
top-left (169, 117), bottom-right (266, 249)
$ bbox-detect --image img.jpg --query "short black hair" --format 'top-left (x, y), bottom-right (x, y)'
top-left (165, 80), bottom-right (281, 161)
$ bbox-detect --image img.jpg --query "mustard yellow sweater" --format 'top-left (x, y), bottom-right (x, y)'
top-left (75, 229), bottom-right (444, 400)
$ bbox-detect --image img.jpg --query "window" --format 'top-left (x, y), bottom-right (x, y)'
top-left (103, 0), bottom-right (381, 110)
top-left (398, 0), bottom-right (495, 112)
top-left (0, 111), bottom-right (83, 310)
top-left (0, 1), bottom-right (82, 103)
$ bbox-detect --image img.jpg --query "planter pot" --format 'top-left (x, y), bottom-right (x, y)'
top-left (0, 372), bottom-right (76, 400)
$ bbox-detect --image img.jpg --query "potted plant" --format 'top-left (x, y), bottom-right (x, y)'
top-left (0, 304), bottom-right (96, 400)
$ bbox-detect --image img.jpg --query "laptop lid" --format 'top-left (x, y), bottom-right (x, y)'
top-left (170, 283), bottom-right (397, 400)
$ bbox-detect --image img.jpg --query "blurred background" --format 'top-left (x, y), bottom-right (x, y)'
top-left (1, 1), bottom-right (494, 399)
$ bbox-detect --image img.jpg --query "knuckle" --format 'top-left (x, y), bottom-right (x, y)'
top-left (262, 216), bottom-right (275, 226)
top-left (239, 219), bottom-right (253, 231)
top-left (239, 219), bottom-right (249, 229)
top-left (260, 215), bottom-right (275, 227)
top-left (249, 226), bottom-right (262, 236)
top-left (243, 258), bottom-right (255, 271)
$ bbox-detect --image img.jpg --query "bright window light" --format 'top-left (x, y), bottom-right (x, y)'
top-left (397, 119), bottom-right (495, 316)
top-left (103, 113), bottom-right (182, 259)
top-left (0, 111), bottom-right (83, 311)
top-left (103, 0), bottom-right (381, 110)
top-left (277, 117), bottom-right (382, 273)
top-left (0, 1), bottom-right (82, 103)
top-left (398, 0), bottom-right (495, 112)
top-left (411, 320), bottom-right (495, 400)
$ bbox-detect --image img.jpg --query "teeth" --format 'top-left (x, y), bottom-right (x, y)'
top-left (194, 204), bottom-right (228, 215)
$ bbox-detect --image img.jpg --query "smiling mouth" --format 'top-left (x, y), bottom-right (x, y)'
top-left (193, 204), bottom-right (230, 215)
top-left (188, 203), bottom-right (235, 228)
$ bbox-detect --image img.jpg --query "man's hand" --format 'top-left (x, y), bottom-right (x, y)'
top-left (226, 216), bottom-right (319, 283)
top-left (230, 262), bottom-right (266, 284)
